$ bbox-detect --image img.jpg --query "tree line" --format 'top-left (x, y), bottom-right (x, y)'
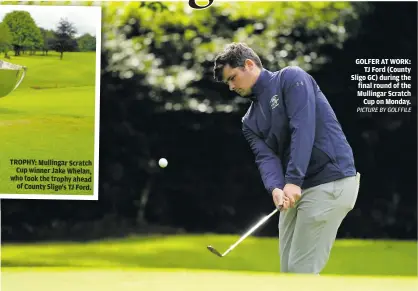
top-left (0, 10), bottom-right (96, 60)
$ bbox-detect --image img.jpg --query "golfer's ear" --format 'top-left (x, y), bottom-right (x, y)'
top-left (244, 59), bottom-right (254, 70)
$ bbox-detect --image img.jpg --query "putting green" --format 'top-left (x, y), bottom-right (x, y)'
top-left (2, 269), bottom-right (418, 291)
top-left (0, 52), bottom-right (97, 196)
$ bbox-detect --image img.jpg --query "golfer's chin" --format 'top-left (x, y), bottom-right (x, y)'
top-left (236, 90), bottom-right (251, 97)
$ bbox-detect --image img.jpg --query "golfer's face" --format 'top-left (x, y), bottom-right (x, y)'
top-left (222, 65), bottom-right (252, 97)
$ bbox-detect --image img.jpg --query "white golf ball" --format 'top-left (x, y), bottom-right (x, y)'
top-left (158, 158), bottom-right (168, 168)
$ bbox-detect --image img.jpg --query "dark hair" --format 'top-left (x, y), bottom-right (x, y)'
top-left (213, 42), bottom-right (263, 82)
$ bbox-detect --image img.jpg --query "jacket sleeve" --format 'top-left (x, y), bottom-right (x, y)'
top-left (282, 67), bottom-right (316, 187)
top-left (242, 123), bottom-right (285, 194)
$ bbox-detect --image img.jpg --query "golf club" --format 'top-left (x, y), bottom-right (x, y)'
top-left (207, 207), bottom-right (280, 257)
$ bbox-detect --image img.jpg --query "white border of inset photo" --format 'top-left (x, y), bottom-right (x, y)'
top-left (0, 5), bottom-right (101, 201)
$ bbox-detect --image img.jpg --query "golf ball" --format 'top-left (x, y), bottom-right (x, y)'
top-left (158, 158), bottom-right (168, 168)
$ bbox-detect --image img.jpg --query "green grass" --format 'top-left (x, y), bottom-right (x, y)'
top-left (3, 235), bottom-right (417, 291)
top-left (5, 52), bottom-right (97, 90)
top-left (2, 235), bottom-right (417, 277)
top-left (0, 52), bottom-right (97, 196)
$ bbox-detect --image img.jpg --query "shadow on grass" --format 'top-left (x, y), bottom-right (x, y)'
top-left (0, 108), bottom-right (24, 115)
top-left (2, 260), bottom-right (66, 268)
top-left (30, 86), bottom-right (59, 90)
top-left (1, 249), bottom-right (268, 273)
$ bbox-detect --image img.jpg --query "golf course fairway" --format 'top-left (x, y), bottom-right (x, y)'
top-left (0, 52), bottom-right (97, 196)
top-left (2, 234), bottom-right (417, 291)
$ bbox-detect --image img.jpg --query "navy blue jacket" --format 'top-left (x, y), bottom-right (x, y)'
top-left (242, 66), bottom-right (356, 193)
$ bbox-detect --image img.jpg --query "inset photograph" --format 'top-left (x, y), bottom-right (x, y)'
top-left (0, 5), bottom-right (101, 200)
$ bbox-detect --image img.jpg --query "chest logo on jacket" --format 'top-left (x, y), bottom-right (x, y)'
top-left (270, 95), bottom-right (280, 110)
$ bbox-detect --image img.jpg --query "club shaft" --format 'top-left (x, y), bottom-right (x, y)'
top-left (222, 208), bottom-right (278, 256)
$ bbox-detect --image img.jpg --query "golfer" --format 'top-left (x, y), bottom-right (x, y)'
top-left (213, 43), bottom-right (360, 274)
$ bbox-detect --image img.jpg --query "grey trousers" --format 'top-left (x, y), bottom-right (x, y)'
top-left (278, 172), bottom-right (360, 274)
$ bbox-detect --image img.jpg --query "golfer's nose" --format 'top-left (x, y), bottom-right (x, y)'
top-left (229, 82), bottom-right (235, 91)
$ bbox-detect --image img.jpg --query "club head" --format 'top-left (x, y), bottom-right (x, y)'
top-left (207, 245), bottom-right (223, 257)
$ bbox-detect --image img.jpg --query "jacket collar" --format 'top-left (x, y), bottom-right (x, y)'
top-left (249, 68), bottom-right (271, 101)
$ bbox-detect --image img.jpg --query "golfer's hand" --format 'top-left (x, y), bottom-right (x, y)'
top-left (283, 183), bottom-right (302, 208)
top-left (272, 188), bottom-right (290, 211)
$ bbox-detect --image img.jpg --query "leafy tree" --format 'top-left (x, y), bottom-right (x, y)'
top-left (3, 10), bottom-right (43, 56)
top-left (40, 28), bottom-right (56, 55)
top-left (103, 2), bottom-right (371, 112)
top-left (77, 33), bottom-right (96, 52)
top-left (0, 22), bottom-right (12, 57)
top-left (54, 18), bottom-right (77, 59)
